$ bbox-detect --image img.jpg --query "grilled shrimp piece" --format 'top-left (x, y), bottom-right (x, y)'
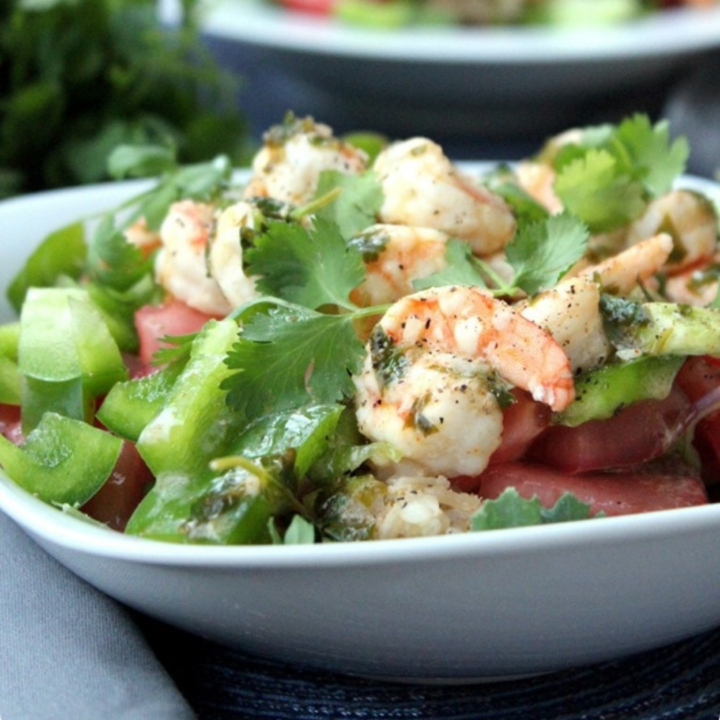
top-left (124, 218), bottom-right (161, 256)
top-left (373, 137), bottom-right (516, 256)
top-left (353, 286), bottom-right (574, 478)
top-left (243, 116), bottom-right (368, 206)
top-left (519, 275), bottom-right (611, 374)
top-left (355, 349), bottom-right (505, 478)
top-left (155, 200), bottom-right (232, 316)
top-left (626, 189), bottom-right (718, 274)
top-left (207, 201), bottom-right (260, 309)
top-left (349, 224), bottom-right (450, 307)
top-left (514, 161), bottom-right (563, 214)
top-left (578, 233), bottom-right (673, 295)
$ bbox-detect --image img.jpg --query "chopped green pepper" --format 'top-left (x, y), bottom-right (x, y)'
top-left (556, 355), bottom-right (685, 427)
top-left (18, 287), bottom-right (128, 432)
top-left (0, 412), bottom-right (122, 505)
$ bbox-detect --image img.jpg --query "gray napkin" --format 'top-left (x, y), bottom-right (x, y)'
top-left (0, 510), bottom-right (196, 720)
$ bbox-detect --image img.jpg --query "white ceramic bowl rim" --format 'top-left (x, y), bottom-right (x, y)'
top-left (197, 1), bottom-right (720, 63)
top-left (3, 469), bottom-right (720, 568)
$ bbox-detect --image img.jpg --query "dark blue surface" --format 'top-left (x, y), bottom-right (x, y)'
top-left (139, 615), bottom-right (720, 720)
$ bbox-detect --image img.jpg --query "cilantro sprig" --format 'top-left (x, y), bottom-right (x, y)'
top-left (415, 212), bottom-right (589, 297)
top-left (552, 114), bottom-right (689, 233)
top-left (471, 487), bottom-right (602, 531)
top-left (223, 215), bottom-right (391, 421)
top-left (245, 217), bottom-right (366, 311)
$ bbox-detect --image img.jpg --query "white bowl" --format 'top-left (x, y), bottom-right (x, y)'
top-left (1, 178), bottom-right (720, 682)
top-left (197, 0), bottom-right (720, 139)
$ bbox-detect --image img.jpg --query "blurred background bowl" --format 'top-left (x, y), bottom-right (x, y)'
top-left (197, 0), bottom-right (720, 163)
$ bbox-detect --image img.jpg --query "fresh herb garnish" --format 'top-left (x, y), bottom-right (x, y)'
top-left (245, 217), bottom-right (366, 310)
top-left (415, 212), bottom-right (589, 297)
top-left (552, 114), bottom-right (689, 233)
top-left (471, 487), bottom-right (601, 531)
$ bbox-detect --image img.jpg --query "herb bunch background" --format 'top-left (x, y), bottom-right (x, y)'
top-left (0, 0), bottom-right (250, 198)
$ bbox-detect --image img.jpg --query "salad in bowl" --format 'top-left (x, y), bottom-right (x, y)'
top-left (0, 112), bottom-right (719, 547)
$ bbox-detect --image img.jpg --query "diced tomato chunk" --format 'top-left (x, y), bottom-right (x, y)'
top-left (135, 299), bottom-right (216, 366)
top-left (81, 440), bottom-right (154, 531)
top-left (0, 403), bottom-right (23, 444)
top-left (676, 355), bottom-right (720, 485)
top-left (453, 390), bottom-right (551, 493)
top-left (478, 459), bottom-right (708, 517)
top-left (527, 385), bottom-right (691, 474)
top-left (490, 390), bottom-right (551, 465)
top-left (279, 0), bottom-right (335, 14)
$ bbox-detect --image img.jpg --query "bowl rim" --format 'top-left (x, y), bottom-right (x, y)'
top-left (3, 468), bottom-right (720, 568)
top-left (197, 0), bottom-right (720, 64)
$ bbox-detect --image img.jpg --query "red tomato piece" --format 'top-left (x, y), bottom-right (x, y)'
top-left (0, 403), bottom-right (23, 444)
top-left (526, 385), bottom-right (691, 474)
top-left (478, 459), bottom-right (708, 517)
top-left (490, 389), bottom-right (551, 465)
top-left (135, 299), bottom-right (216, 366)
top-left (676, 356), bottom-right (720, 485)
top-left (81, 440), bottom-right (154, 531)
top-left (280, 0), bottom-right (335, 14)
top-left (453, 391), bottom-right (551, 493)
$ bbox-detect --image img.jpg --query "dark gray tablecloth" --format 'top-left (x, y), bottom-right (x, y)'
top-left (0, 511), bottom-right (196, 720)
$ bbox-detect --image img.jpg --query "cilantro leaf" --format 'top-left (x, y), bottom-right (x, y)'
top-left (506, 212), bottom-right (589, 295)
top-left (222, 303), bottom-right (365, 421)
top-left (412, 239), bottom-right (487, 291)
top-left (552, 114), bottom-right (689, 233)
top-left (554, 148), bottom-right (646, 233)
top-left (313, 169), bottom-right (383, 239)
top-left (471, 487), bottom-right (597, 531)
top-left (415, 213), bottom-right (587, 297)
top-left (481, 165), bottom-right (550, 225)
top-left (245, 218), bottom-right (365, 311)
top-left (611, 115), bottom-right (689, 197)
top-left (107, 144), bottom-right (177, 180)
top-left (87, 214), bottom-right (154, 291)
top-left (282, 514), bottom-right (317, 544)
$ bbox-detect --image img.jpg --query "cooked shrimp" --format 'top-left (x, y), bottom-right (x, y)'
top-left (348, 224), bottom-right (450, 307)
top-left (355, 349), bottom-right (504, 478)
top-left (579, 233), bottom-right (673, 295)
top-left (243, 115), bottom-right (368, 206)
top-left (124, 218), bottom-right (161, 257)
top-left (663, 249), bottom-right (720, 306)
top-left (514, 161), bottom-right (563, 214)
top-left (519, 275), bottom-right (611, 374)
top-left (378, 286), bottom-right (575, 411)
top-left (373, 137), bottom-right (516, 256)
top-left (626, 189), bottom-right (718, 274)
top-left (207, 201), bottom-right (260, 309)
top-left (353, 286), bottom-right (574, 478)
top-left (155, 200), bottom-right (232, 316)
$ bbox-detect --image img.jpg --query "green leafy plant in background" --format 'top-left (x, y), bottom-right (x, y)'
top-left (0, 0), bottom-right (251, 197)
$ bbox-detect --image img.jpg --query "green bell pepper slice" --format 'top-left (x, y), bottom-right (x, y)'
top-left (18, 287), bottom-right (128, 432)
top-left (0, 412), bottom-right (122, 505)
top-left (555, 354), bottom-right (685, 427)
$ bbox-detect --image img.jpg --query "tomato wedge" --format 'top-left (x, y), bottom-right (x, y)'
top-left (0, 403), bottom-right (22, 444)
top-left (478, 459), bottom-right (708, 517)
top-left (81, 440), bottom-right (154, 531)
top-left (279, 0), bottom-right (335, 14)
top-left (135, 299), bottom-right (216, 366)
top-left (527, 385), bottom-right (691, 474)
top-left (676, 356), bottom-right (720, 485)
